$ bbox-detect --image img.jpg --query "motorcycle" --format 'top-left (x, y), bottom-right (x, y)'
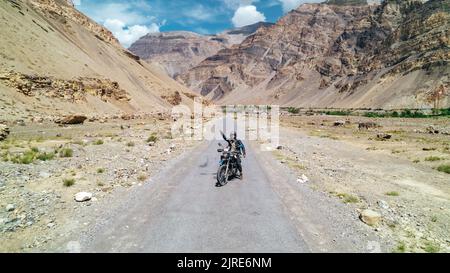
top-left (216, 143), bottom-right (240, 186)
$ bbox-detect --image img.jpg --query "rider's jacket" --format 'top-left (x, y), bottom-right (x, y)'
top-left (222, 133), bottom-right (246, 156)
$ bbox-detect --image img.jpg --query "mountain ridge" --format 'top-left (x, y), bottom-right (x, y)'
top-left (129, 22), bottom-right (274, 78)
top-left (177, 0), bottom-right (449, 109)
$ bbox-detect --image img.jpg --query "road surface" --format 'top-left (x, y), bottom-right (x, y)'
top-left (77, 140), bottom-right (310, 252)
top-left (65, 117), bottom-right (379, 253)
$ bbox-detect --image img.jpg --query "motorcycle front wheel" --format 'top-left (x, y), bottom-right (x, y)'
top-left (217, 165), bottom-right (229, 186)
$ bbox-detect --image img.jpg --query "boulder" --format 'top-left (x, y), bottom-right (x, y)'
top-left (360, 209), bottom-right (382, 226)
top-left (359, 122), bottom-right (378, 130)
top-left (427, 126), bottom-right (440, 135)
top-left (74, 192), bottom-right (93, 202)
top-left (6, 204), bottom-right (15, 212)
top-left (0, 124), bottom-right (10, 141)
top-left (376, 133), bottom-right (392, 140)
top-left (334, 120), bottom-right (346, 127)
top-left (56, 115), bottom-right (87, 125)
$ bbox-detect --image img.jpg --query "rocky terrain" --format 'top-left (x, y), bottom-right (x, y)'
top-left (274, 114), bottom-right (450, 252)
top-left (178, 0), bottom-right (449, 109)
top-left (0, 116), bottom-right (199, 252)
top-left (129, 22), bottom-right (274, 78)
top-left (0, 0), bottom-right (198, 123)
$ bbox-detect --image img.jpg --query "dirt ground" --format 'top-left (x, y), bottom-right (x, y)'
top-left (1, 114), bottom-right (449, 253)
top-left (275, 115), bottom-right (450, 253)
top-left (0, 118), bottom-right (199, 252)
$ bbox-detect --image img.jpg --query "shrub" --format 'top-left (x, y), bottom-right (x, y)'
top-left (147, 134), bottom-right (158, 143)
top-left (425, 156), bottom-right (442, 162)
top-left (336, 193), bottom-right (359, 204)
top-left (63, 178), bottom-right (75, 187)
top-left (287, 107), bottom-right (300, 114)
top-left (59, 148), bottom-right (73, 158)
top-left (36, 152), bottom-right (55, 161)
top-left (326, 110), bottom-right (351, 116)
top-left (97, 168), bottom-right (105, 174)
top-left (126, 142), bottom-right (135, 147)
top-left (137, 173), bottom-right (148, 182)
top-left (93, 139), bottom-right (104, 145)
top-left (386, 191), bottom-right (400, 197)
top-left (437, 164), bottom-right (450, 174)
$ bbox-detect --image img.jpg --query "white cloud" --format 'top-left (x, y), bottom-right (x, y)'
top-left (231, 5), bottom-right (266, 27)
top-left (278, 0), bottom-right (322, 13)
top-left (104, 19), bottom-right (159, 48)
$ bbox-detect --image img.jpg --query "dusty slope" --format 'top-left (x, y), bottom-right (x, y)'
top-left (0, 0), bottom-right (197, 122)
top-left (179, 0), bottom-right (449, 109)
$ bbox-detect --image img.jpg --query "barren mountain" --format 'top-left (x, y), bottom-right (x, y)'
top-left (0, 0), bottom-right (197, 123)
top-left (178, 0), bottom-right (449, 109)
top-left (129, 22), bottom-right (274, 78)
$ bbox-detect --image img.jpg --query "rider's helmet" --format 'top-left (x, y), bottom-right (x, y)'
top-left (230, 132), bottom-right (237, 141)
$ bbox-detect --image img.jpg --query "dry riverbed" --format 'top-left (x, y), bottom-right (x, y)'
top-left (0, 118), bottom-right (199, 252)
top-left (275, 115), bottom-right (450, 253)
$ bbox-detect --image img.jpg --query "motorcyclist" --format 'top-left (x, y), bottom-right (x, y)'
top-left (221, 132), bottom-right (246, 180)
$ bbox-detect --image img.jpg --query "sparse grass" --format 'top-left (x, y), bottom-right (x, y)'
top-left (97, 181), bottom-right (105, 187)
top-left (137, 173), bottom-right (148, 182)
top-left (71, 140), bottom-right (84, 146)
top-left (59, 148), bottom-right (73, 158)
top-left (7, 148), bottom-right (55, 164)
top-left (97, 168), bottom-right (105, 174)
top-left (336, 193), bottom-right (360, 204)
top-left (436, 164), bottom-right (450, 174)
top-left (287, 161), bottom-right (307, 171)
top-left (126, 141), bottom-right (135, 147)
top-left (386, 191), bottom-right (400, 197)
top-left (147, 134), bottom-right (158, 143)
top-left (393, 242), bottom-right (406, 253)
top-left (36, 152), bottom-right (55, 161)
top-left (287, 107), bottom-right (300, 114)
top-left (423, 242), bottom-right (440, 253)
top-left (93, 139), bottom-right (104, 145)
top-left (425, 156), bottom-right (442, 162)
top-left (413, 159), bottom-right (420, 163)
top-left (63, 178), bottom-right (75, 187)
top-left (325, 110), bottom-right (351, 116)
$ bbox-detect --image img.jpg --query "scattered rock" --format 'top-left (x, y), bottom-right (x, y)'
top-left (0, 124), bottom-right (10, 141)
top-left (359, 122), bottom-right (378, 130)
top-left (6, 204), bottom-right (15, 212)
top-left (360, 209), bottom-right (382, 226)
top-left (74, 192), bottom-right (93, 202)
top-left (376, 133), bottom-right (392, 141)
top-left (426, 126), bottom-right (439, 135)
top-left (334, 120), bottom-right (345, 127)
top-left (56, 115), bottom-right (88, 125)
top-left (297, 174), bottom-right (309, 184)
top-left (378, 200), bottom-right (389, 210)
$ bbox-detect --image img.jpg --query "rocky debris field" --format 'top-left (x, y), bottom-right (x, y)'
top-left (0, 117), bottom-right (199, 252)
top-left (274, 115), bottom-right (450, 253)
top-left (0, 70), bottom-right (130, 103)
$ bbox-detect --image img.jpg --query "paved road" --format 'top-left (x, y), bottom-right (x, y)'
top-left (79, 140), bottom-right (310, 253)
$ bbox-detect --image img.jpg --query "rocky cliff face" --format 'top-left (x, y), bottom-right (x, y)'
top-left (178, 0), bottom-right (449, 109)
top-left (0, 0), bottom-right (197, 122)
top-left (129, 22), bottom-right (274, 78)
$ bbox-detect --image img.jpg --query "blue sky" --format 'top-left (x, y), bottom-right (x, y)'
top-left (75, 0), bottom-right (322, 47)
